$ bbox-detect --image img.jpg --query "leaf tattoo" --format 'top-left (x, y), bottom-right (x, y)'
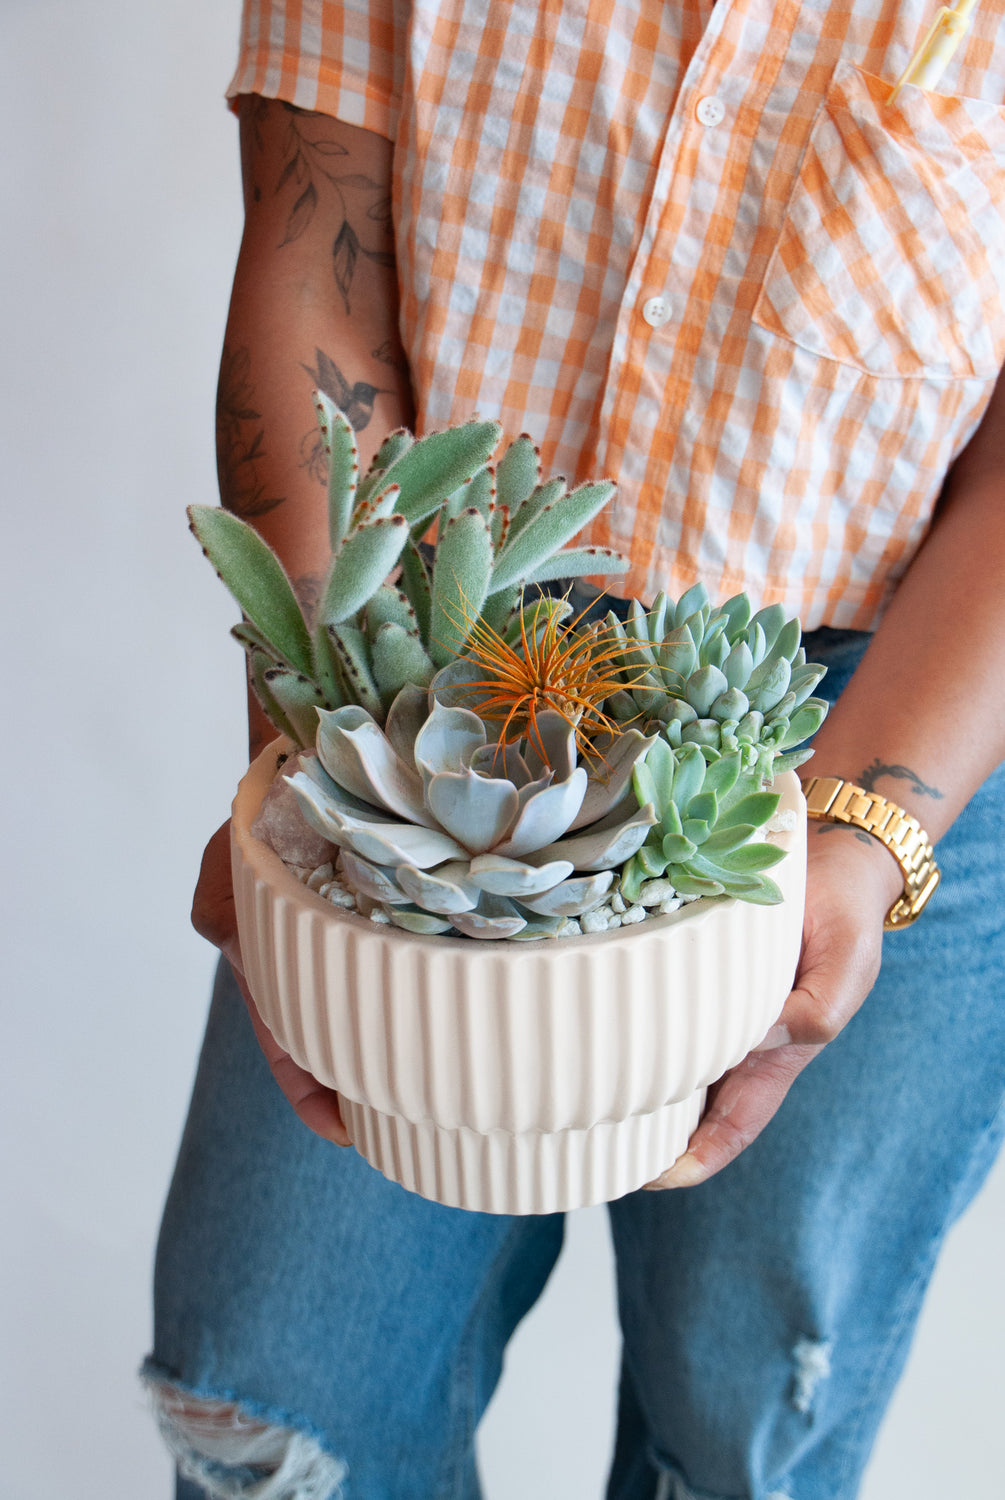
top-left (371, 338), bottom-right (410, 374)
top-left (279, 181), bottom-right (319, 247)
top-left (216, 345), bottom-right (285, 518)
top-left (272, 109), bottom-right (398, 311)
top-left (332, 221), bottom-right (360, 311)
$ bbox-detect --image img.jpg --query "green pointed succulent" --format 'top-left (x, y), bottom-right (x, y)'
top-left (285, 694), bottom-right (657, 940)
top-left (602, 584), bottom-right (828, 776)
top-left (619, 739), bottom-right (788, 905)
top-left (189, 400), bottom-right (630, 747)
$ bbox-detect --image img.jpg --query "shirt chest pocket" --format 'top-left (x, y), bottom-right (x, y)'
top-left (752, 60), bottom-right (1005, 380)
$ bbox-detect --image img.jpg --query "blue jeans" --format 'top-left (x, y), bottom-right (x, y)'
top-left (145, 629), bottom-right (1005, 1500)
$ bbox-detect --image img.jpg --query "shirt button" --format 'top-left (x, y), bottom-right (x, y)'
top-left (642, 295), bottom-right (672, 328)
top-left (695, 95), bottom-right (726, 127)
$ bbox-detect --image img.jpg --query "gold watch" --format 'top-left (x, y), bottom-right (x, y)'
top-left (801, 776), bottom-right (940, 931)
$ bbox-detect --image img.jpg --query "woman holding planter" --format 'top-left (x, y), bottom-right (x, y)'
top-left (144, 2), bottom-right (1005, 1496)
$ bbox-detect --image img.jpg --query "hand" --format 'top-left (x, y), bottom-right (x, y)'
top-left (192, 819), bottom-right (351, 1145)
top-left (644, 821), bottom-right (901, 1189)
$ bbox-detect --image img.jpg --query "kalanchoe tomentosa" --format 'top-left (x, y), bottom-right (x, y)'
top-left (285, 689), bottom-right (657, 939)
top-left (188, 398), bottom-right (630, 748)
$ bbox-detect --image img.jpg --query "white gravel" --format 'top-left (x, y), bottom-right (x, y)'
top-left (291, 857), bottom-right (710, 940)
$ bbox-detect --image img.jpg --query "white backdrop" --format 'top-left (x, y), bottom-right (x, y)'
top-left (2, 3), bottom-right (1002, 1497)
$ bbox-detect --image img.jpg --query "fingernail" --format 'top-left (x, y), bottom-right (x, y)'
top-left (752, 1023), bottom-right (792, 1052)
top-left (643, 1151), bottom-right (706, 1190)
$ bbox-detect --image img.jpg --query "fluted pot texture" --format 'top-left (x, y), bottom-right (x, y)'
top-left (232, 739), bottom-right (806, 1213)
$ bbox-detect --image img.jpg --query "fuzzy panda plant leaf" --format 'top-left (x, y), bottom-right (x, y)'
top-left (189, 396), bottom-right (631, 747)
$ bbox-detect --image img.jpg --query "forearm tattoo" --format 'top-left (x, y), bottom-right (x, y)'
top-left (257, 101), bottom-right (397, 316)
top-left (298, 346), bottom-right (394, 481)
top-left (216, 344), bottom-right (285, 518)
top-left (235, 101), bottom-right (410, 499)
top-left (857, 758), bottom-right (945, 800)
top-left (292, 571), bottom-right (326, 626)
top-left (814, 823), bottom-right (878, 850)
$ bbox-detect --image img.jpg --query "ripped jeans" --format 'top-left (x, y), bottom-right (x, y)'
top-left (143, 629), bottom-right (1005, 1500)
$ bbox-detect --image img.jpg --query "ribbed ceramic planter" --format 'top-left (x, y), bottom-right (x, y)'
top-left (232, 740), bottom-right (806, 1214)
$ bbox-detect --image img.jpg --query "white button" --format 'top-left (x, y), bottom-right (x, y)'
top-left (696, 95), bottom-right (726, 127)
top-left (642, 295), bottom-right (672, 328)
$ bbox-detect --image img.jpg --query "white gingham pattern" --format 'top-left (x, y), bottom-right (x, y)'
top-left (229, 0), bottom-right (1005, 626)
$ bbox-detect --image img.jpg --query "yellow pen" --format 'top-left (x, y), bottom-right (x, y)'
top-left (886, 0), bottom-right (978, 104)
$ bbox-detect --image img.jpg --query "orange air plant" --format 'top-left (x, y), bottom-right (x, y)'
top-left (455, 593), bottom-right (652, 764)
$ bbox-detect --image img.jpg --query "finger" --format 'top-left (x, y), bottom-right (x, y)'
top-left (642, 933), bottom-right (866, 1189)
top-left (191, 820), bottom-right (236, 946)
top-left (242, 969), bottom-right (353, 1147)
top-left (643, 1040), bottom-right (820, 1189)
top-left (644, 914), bottom-right (882, 1189)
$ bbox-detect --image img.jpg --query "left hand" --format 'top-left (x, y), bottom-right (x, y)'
top-left (193, 819), bottom-right (352, 1145)
top-left (644, 821), bottom-right (901, 1189)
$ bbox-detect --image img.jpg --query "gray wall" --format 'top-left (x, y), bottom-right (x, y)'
top-left (2, 3), bottom-right (1002, 1495)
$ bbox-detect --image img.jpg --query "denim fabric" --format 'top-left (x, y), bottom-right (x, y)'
top-left (146, 627), bottom-right (1005, 1500)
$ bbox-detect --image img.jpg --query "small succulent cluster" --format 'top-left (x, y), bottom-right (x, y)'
top-left (602, 587), bottom-right (828, 778)
top-left (189, 396), bottom-right (628, 748)
top-left (619, 740), bottom-right (788, 905)
top-left (194, 402), bottom-right (826, 937)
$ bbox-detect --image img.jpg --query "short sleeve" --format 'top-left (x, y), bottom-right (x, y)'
top-left (226, 0), bottom-right (408, 140)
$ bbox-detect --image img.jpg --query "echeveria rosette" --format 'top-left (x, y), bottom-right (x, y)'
top-left (618, 739), bottom-right (787, 906)
top-left (285, 694), bottom-right (658, 939)
top-left (603, 585), bottom-right (829, 778)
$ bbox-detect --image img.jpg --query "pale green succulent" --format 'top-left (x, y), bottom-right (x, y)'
top-left (619, 739), bottom-right (786, 905)
top-left (285, 692), bottom-right (657, 939)
top-left (602, 584), bottom-right (828, 776)
top-left (189, 398), bottom-right (629, 748)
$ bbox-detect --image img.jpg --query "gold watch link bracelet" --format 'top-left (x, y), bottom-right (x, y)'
top-left (801, 776), bottom-right (941, 931)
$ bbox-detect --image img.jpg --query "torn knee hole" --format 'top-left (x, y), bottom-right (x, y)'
top-left (146, 1381), bottom-right (346, 1500)
top-left (790, 1335), bottom-right (832, 1416)
top-left (158, 1388), bottom-right (276, 1452)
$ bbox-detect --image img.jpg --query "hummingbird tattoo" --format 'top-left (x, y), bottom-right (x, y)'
top-left (303, 347), bottom-right (392, 432)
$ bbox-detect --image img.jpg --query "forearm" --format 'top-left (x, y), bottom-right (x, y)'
top-left (218, 97), bottom-right (414, 757)
top-left (654, 381), bottom-right (1005, 1185)
top-left (805, 369), bottom-right (1005, 882)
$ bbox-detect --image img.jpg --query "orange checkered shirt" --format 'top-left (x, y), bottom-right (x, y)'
top-left (229, 0), bottom-right (1005, 628)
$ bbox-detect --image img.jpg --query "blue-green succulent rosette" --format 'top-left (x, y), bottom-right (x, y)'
top-left (285, 692), bottom-right (657, 940)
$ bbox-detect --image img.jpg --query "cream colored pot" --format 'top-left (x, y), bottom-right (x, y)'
top-left (231, 740), bottom-right (806, 1214)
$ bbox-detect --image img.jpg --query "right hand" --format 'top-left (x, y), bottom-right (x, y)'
top-left (192, 820), bottom-right (351, 1145)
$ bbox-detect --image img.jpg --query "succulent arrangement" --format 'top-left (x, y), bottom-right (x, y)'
top-left (192, 401), bottom-right (827, 938)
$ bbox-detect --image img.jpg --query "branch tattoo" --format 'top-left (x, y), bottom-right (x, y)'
top-left (270, 103), bottom-right (397, 315)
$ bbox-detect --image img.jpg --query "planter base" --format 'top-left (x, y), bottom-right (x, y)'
top-left (341, 1089), bottom-right (706, 1214)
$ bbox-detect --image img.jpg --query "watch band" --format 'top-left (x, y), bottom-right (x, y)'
top-left (801, 776), bottom-right (941, 931)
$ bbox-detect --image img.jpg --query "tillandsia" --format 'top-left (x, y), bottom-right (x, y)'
top-left (284, 691), bottom-right (657, 940)
top-left (428, 590), bottom-right (653, 760)
top-left (188, 396), bottom-right (630, 748)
